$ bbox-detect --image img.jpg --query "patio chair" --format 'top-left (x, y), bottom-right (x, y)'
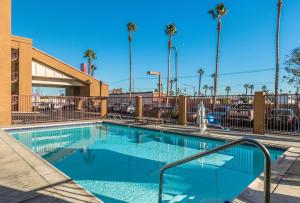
top-left (107, 113), bottom-right (122, 119)
top-left (135, 107), bottom-right (164, 125)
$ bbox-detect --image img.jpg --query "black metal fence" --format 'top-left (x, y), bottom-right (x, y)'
top-left (12, 95), bottom-right (104, 125)
top-left (187, 95), bottom-right (254, 131)
top-left (265, 94), bottom-right (300, 135)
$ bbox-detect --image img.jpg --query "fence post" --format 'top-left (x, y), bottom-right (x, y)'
top-left (179, 95), bottom-right (187, 125)
top-left (101, 97), bottom-right (108, 118)
top-left (135, 96), bottom-right (143, 118)
top-left (253, 92), bottom-right (266, 134)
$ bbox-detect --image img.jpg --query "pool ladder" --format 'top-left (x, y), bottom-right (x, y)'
top-left (158, 138), bottom-right (272, 203)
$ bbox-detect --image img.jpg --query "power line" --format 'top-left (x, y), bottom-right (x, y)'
top-left (109, 67), bottom-right (283, 83)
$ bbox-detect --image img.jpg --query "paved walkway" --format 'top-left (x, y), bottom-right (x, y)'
top-left (0, 129), bottom-right (101, 203)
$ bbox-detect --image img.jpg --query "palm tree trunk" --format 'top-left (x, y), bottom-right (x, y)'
top-left (88, 58), bottom-right (91, 76)
top-left (227, 91), bottom-right (229, 97)
top-left (167, 37), bottom-right (172, 105)
top-left (205, 89), bottom-right (207, 96)
top-left (275, 0), bottom-right (282, 109)
top-left (245, 88), bottom-right (248, 95)
top-left (213, 20), bottom-right (221, 108)
top-left (198, 74), bottom-right (202, 96)
top-left (129, 34), bottom-right (133, 100)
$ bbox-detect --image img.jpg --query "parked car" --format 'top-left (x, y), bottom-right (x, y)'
top-left (207, 106), bottom-right (231, 125)
top-left (112, 103), bottom-right (122, 112)
top-left (187, 106), bottom-right (198, 123)
top-left (228, 104), bottom-right (253, 122)
top-left (267, 108), bottom-right (299, 131)
top-left (122, 104), bottom-right (135, 114)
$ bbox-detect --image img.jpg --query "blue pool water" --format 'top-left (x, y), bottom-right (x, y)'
top-left (9, 123), bottom-right (283, 203)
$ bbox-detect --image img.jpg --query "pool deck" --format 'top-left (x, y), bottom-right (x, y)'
top-left (0, 126), bottom-right (102, 203)
top-left (0, 119), bottom-right (299, 203)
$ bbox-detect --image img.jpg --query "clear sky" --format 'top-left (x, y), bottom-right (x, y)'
top-left (12, 0), bottom-right (300, 95)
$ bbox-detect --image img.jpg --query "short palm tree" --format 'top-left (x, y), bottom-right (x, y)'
top-left (127, 22), bottom-right (137, 98)
top-left (84, 49), bottom-right (97, 76)
top-left (198, 68), bottom-right (204, 96)
top-left (208, 3), bottom-right (228, 105)
top-left (262, 85), bottom-right (269, 94)
top-left (170, 80), bottom-right (174, 95)
top-left (225, 86), bottom-right (231, 97)
top-left (91, 65), bottom-right (97, 77)
top-left (165, 23), bottom-right (177, 101)
top-left (275, 0), bottom-right (283, 108)
top-left (203, 85), bottom-right (209, 96)
top-left (249, 84), bottom-right (254, 95)
top-left (244, 84), bottom-right (250, 95)
top-left (209, 86), bottom-right (214, 96)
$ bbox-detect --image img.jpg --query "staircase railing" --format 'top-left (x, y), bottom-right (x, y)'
top-left (158, 138), bottom-right (272, 203)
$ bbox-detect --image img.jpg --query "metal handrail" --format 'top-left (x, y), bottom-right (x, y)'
top-left (158, 138), bottom-right (272, 203)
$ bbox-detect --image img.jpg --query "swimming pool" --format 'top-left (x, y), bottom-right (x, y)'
top-left (8, 123), bottom-right (283, 203)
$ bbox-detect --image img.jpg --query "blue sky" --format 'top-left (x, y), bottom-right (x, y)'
top-left (12, 0), bottom-right (300, 95)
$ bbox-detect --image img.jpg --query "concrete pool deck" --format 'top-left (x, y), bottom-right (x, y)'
top-left (0, 127), bottom-right (102, 203)
top-left (0, 119), bottom-right (299, 203)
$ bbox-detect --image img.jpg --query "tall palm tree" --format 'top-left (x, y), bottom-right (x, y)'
top-left (244, 84), bottom-right (250, 95)
top-left (275, 0), bottom-right (283, 108)
top-left (91, 65), bottom-right (97, 77)
top-left (203, 85), bottom-right (209, 96)
top-left (198, 68), bottom-right (204, 96)
top-left (225, 86), bottom-right (231, 97)
top-left (249, 84), bottom-right (254, 95)
top-left (83, 49), bottom-right (97, 76)
top-left (209, 86), bottom-right (214, 96)
top-left (165, 23), bottom-right (177, 103)
top-left (127, 22), bottom-right (137, 99)
top-left (208, 3), bottom-right (228, 105)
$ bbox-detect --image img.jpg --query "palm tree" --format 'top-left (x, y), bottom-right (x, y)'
top-left (225, 86), bottom-right (231, 97)
top-left (127, 22), bottom-right (137, 99)
top-left (209, 86), bottom-right (214, 96)
top-left (170, 80), bottom-right (174, 95)
top-left (198, 68), bottom-right (204, 96)
top-left (203, 85), bottom-right (209, 96)
top-left (249, 84), bottom-right (254, 95)
top-left (83, 49), bottom-right (97, 76)
top-left (262, 85), bottom-right (269, 94)
top-left (91, 65), bottom-right (97, 77)
top-left (244, 84), bottom-right (250, 95)
top-left (275, 0), bottom-right (283, 108)
top-left (208, 3), bottom-right (228, 105)
top-left (165, 23), bottom-right (177, 103)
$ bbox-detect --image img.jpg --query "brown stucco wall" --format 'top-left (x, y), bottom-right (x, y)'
top-left (0, 0), bottom-right (12, 125)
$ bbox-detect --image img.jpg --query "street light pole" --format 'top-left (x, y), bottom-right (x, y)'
top-left (147, 71), bottom-right (161, 98)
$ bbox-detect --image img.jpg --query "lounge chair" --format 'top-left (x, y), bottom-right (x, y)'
top-left (135, 107), bottom-right (164, 125)
top-left (107, 113), bottom-right (122, 119)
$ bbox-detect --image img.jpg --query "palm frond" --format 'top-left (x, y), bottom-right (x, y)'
top-left (165, 23), bottom-right (177, 36)
top-left (208, 10), bottom-right (217, 19)
top-left (127, 22), bottom-right (137, 32)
